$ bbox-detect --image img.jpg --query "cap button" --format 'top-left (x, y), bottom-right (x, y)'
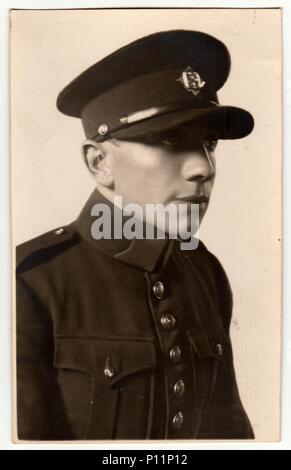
top-left (98, 124), bottom-right (108, 136)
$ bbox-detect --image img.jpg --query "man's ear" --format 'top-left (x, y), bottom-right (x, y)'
top-left (81, 140), bottom-right (114, 188)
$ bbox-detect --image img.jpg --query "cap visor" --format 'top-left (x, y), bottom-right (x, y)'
top-left (110, 105), bottom-right (254, 141)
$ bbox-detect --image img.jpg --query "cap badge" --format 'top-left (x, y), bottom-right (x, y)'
top-left (177, 66), bottom-right (205, 96)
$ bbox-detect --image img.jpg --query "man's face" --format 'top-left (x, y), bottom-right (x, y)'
top-left (105, 123), bottom-right (217, 234)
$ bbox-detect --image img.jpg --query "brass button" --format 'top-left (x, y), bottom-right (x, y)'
top-left (55, 227), bottom-right (65, 235)
top-left (152, 281), bottom-right (165, 300)
top-left (104, 365), bottom-right (115, 378)
top-left (160, 313), bottom-right (176, 330)
top-left (172, 411), bottom-right (184, 430)
top-left (169, 345), bottom-right (182, 363)
top-left (173, 379), bottom-right (185, 398)
top-left (104, 357), bottom-right (115, 378)
top-left (216, 343), bottom-right (223, 356)
top-left (98, 124), bottom-right (108, 136)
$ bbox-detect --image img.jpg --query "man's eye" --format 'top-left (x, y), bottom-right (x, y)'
top-left (161, 136), bottom-right (179, 147)
top-left (204, 139), bottom-right (218, 152)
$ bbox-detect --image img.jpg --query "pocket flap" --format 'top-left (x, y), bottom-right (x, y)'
top-left (54, 337), bottom-right (156, 386)
top-left (187, 331), bottom-right (227, 359)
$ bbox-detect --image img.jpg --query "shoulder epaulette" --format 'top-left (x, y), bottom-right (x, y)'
top-left (16, 222), bottom-right (79, 274)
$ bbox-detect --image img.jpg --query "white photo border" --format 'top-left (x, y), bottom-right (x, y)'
top-left (1, 0), bottom-right (290, 450)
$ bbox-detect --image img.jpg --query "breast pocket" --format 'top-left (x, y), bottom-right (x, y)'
top-left (187, 330), bottom-right (226, 433)
top-left (54, 337), bottom-right (156, 440)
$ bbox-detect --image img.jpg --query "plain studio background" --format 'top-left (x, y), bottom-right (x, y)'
top-left (11, 9), bottom-right (281, 441)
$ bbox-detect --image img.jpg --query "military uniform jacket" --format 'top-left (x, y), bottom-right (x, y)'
top-left (16, 190), bottom-right (254, 440)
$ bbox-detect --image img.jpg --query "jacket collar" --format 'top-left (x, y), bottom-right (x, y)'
top-left (75, 189), bottom-right (174, 272)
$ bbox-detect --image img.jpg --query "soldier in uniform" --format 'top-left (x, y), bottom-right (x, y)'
top-left (16, 30), bottom-right (255, 440)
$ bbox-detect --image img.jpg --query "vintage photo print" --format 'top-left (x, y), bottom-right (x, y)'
top-left (11, 8), bottom-right (282, 442)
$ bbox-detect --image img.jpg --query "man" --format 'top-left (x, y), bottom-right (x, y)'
top-left (16, 29), bottom-right (254, 440)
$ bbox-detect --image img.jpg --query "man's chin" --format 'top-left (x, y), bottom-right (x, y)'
top-left (160, 219), bottom-right (201, 240)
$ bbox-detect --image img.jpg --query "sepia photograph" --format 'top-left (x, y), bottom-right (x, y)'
top-left (11, 8), bottom-right (282, 442)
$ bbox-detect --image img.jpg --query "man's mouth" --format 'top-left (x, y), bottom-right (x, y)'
top-left (174, 194), bottom-right (210, 204)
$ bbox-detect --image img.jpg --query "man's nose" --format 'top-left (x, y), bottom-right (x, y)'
top-left (181, 145), bottom-right (215, 182)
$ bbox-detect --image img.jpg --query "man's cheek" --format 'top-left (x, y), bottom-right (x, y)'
top-left (203, 179), bottom-right (215, 194)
